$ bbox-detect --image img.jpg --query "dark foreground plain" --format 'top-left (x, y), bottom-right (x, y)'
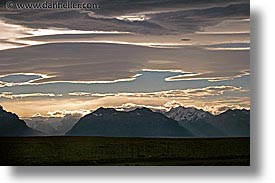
top-left (0, 137), bottom-right (250, 166)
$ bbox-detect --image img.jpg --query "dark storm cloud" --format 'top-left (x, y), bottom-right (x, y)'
top-left (148, 3), bottom-right (249, 34)
top-left (95, 0), bottom-right (249, 16)
top-left (0, 0), bottom-right (249, 35)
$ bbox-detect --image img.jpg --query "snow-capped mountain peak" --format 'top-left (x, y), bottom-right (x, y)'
top-left (164, 106), bottom-right (209, 122)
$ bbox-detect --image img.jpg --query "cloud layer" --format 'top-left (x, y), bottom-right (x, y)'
top-left (0, 0), bottom-right (250, 117)
top-left (0, 85), bottom-right (249, 117)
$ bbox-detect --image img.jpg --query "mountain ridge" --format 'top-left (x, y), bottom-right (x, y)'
top-left (0, 106), bottom-right (42, 136)
top-left (0, 105), bottom-right (250, 137)
top-left (162, 106), bottom-right (250, 137)
top-left (66, 107), bottom-right (193, 137)
top-left (24, 114), bottom-right (81, 135)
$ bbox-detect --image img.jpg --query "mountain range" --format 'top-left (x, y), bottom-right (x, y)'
top-left (0, 105), bottom-right (250, 137)
top-left (24, 114), bottom-right (81, 135)
top-left (163, 106), bottom-right (250, 137)
top-left (66, 107), bottom-right (193, 137)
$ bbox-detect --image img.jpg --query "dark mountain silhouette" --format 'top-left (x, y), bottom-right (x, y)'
top-left (0, 106), bottom-right (42, 136)
top-left (0, 104), bottom-right (250, 137)
top-left (164, 106), bottom-right (250, 137)
top-left (208, 109), bottom-right (250, 137)
top-left (66, 107), bottom-right (193, 137)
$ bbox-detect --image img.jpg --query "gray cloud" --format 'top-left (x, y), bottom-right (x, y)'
top-left (0, 42), bottom-right (249, 82)
top-left (0, 92), bottom-right (62, 99)
top-left (0, 0), bottom-right (249, 35)
top-left (68, 85), bottom-right (247, 98)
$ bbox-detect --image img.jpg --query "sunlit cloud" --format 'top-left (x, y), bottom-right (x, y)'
top-left (28, 28), bottom-right (132, 36)
top-left (203, 42), bottom-right (250, 51)
top-left (68, 85), bottom-right (247, 98)
top-left (0, 19), bottom-right (133, 50)
top-left (164, 70), bottom-right (250, 82)
top-left (0, 93), bottom-right (249, 118)
top-left (205, 47), bottom-right (250, 51)
top-left (0, 73), bottom-right (54, 86)
top-left (46, 109), bottom-right (91, 118)
top-left (116, 15), bottom-right (150, 22)
top-left (196, 31), bottom-right (250, 35)
top-left (0, 92), bottom-right (62, 99)
top-left (0, 19), bottom-right (46, 50)
top-left (197, 18), bottom-right (250, 35)
top-left (68, 92), bottom-right (115, 97)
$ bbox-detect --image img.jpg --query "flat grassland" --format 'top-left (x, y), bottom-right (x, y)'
top-left (0, 137), bottom-right (250, 166)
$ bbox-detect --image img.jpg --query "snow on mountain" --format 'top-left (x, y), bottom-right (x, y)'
top-left (23, 106), bottom-right (249, 137)
top-left (164, 106), bottom-right (211, 122)
top-left (161, 106), bottom-right (250, 137)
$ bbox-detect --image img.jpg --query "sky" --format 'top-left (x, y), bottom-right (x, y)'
top-left (0, 0), bottom-right (250, 118)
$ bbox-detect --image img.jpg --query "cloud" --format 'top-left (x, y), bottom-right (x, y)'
top-left (204, 42), bottom-right (250, 51)
top-left (0, 81), bottom-right (6, 87)
top-left (0, 0), bottom-right (250, 117)
top-left (0, 1), bottom-right (249, 50)
top-left (0, 73), bottom-right (52, 86)
top-left (13, 25), bottom-right (249, 50)
top-left (46, 109), bottom-right (90, 118)
top-left (0, 1), bottom-right (250, 82)
top-left (0, 92), bottom-right (62, 99)
top-left (0, 1), bottom-right (249, 35)
top-left (0, 88), bottom-right (249, 117)
top-left (204, 102), bottom-right (250, 115)
top-left (68, 92), bottom-right (115, 97)
top-left (114, 103), bottom-right (168, 112)
top-left (68, 85), bottom-right (247, 98)
top-left (0, 42), bottom-right (249, 82)
top-left (115, 100), bottom-right (185, 112)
